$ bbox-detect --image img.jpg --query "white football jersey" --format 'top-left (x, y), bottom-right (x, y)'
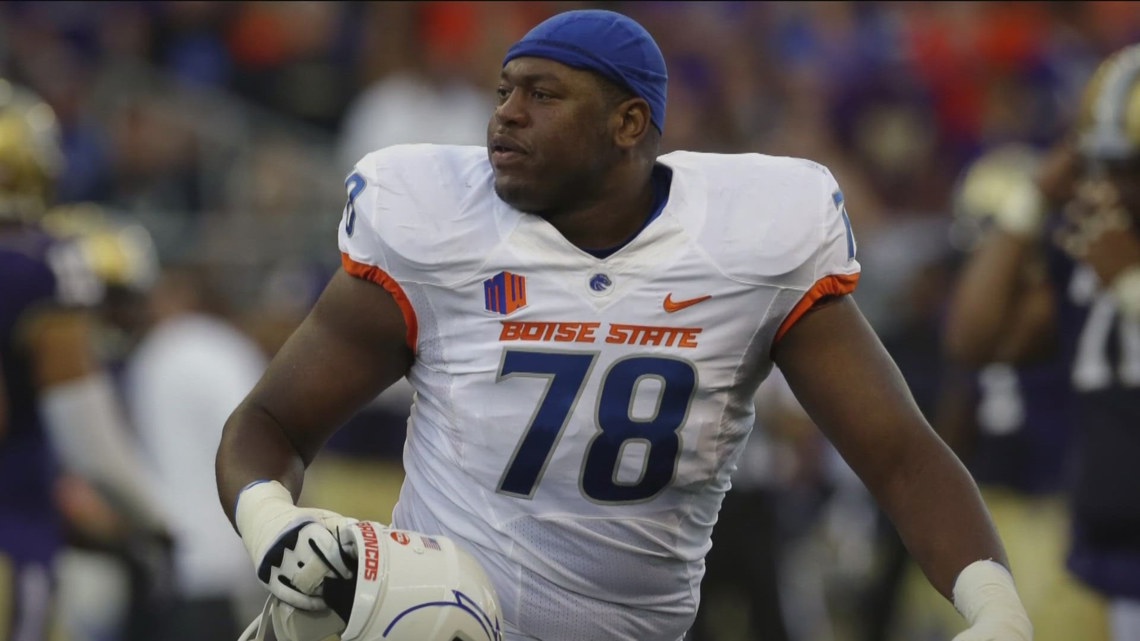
top-left (338, 144), bottom-right (860, 641)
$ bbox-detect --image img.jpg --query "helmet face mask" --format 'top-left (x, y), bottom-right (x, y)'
top-left (1076, 44), bottom-right (1140, 223)
top-left (238, 522), bottom-right (504, 641)
top-left (0, 78), bottom-right (63, 222)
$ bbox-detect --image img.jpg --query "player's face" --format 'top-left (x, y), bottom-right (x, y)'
top-left (488, 57), bottom-right (620, 215)
top-left (1086, 157), bottom-right (1140, 225)
top-left (1107, 160), bottom-right (1140, 224)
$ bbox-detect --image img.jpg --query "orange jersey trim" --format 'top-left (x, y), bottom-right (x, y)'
top-left (774, 273), bottom-right (860, 343)
top-left (341, 253), bottom-right (419, 351)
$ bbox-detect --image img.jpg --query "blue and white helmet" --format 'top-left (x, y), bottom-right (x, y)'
top-left (238, 521), bottom-right (503, 641)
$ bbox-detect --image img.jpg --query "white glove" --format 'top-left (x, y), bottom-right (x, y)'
top-left (951, 559), bottom-right (1033, 641)
top-left (235, 480), bottom-right (357, 610)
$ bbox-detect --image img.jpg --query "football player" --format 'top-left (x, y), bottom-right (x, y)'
top-left (217, 10), bottom-right (1032, 641)
top-left (940, 43), bottom-right (1140, 641)
top-left (896, 145), bottom-right (1110, 641)
top-left (0, 78), bottom-right (169, 640)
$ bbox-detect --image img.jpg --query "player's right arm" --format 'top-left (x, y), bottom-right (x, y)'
top-left (942, 229), bottom-right (1056, 366)
top-left (942, 144), bottom-right (1075, 367)
top-left (218, 153), bottom-right (417, 609)
top-left (216, 269), bottom-right (412, 516)
top-left (215, 268), bottom-right (412, 608)
top-left (771, 161), bottom-right (1031, 640)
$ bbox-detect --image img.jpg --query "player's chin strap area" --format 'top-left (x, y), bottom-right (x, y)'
top-left (237, 596), bottom-right (277, 641)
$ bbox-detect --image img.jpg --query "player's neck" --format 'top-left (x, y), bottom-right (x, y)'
top-left (545, 164), bottom-right (657, 252)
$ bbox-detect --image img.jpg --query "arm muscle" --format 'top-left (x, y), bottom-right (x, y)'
top-left (216, 270), bottom-right (413, 522)
top-left (772, 296), bottom-right (1006, 598)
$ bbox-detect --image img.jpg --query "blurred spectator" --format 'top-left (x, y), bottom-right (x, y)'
top-left (225, 2), bottom-right (359, 131)
top-left (336, 2), bottom-right (539, 169)
top-left (2, 1), bottom-right (1132, 254)
top-left (153, 2), bottom-right (233, 89)
top-left (123, 264), bottom-right (267, 640)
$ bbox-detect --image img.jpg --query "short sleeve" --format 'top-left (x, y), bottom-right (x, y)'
top-left (336, 154), bottom-right (419, 350)
top-left (773, 167), bottom-right (861, 342)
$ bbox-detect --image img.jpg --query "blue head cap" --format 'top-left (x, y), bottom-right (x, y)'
top-left (503, 10), bottom-right (668, 133)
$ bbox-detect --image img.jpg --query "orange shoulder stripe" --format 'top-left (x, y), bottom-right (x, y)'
top-left (774, 273), bottom-right (860, 343)
top-left (340, 253), bottom-right (419, 351)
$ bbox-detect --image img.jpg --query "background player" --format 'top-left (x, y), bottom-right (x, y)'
top-left (0, 78), bottom-right (170, 641)
top-left (888, 145), bottom-right (1110, 641)
top-left (217, 10), bottom-right (1032, 641)
top-left (938, 43), bottom-right (1140, 641)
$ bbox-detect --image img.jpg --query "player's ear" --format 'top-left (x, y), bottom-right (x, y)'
top-left (613, 98), bottom-right (651, 151)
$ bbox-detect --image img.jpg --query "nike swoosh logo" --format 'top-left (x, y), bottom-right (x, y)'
top-left (663, 293), bottom-right (712, 313)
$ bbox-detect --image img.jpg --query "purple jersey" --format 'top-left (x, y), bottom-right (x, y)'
top-left (0, 225), bottom-right (97, 564)
top-left (967, 358), bottom-right (1074, 496)
top-left (1048, 237), bottom-right (1140, 599)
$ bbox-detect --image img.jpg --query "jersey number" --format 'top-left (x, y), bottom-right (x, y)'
top-left (342, 173), bottom-right (366, 237)
top-left (496, 350), bottom-right (697, 503)
top-left (976, 364), bottom-right (1025, 436)
top-left (1070, 266), bottom-right (1140, 391)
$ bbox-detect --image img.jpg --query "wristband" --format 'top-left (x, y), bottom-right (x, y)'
top-left (235, 479), bottom-right (303, 544)
top-left (952, 559), bottom-right (1031, 639)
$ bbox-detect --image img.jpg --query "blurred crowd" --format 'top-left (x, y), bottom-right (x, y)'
top-left (2, 1), bottom-right (1138, 327)
top-left (3, 1), bottom-right (1140, 640)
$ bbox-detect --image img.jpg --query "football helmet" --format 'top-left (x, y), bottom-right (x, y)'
top-left (1077, 43), bottom-right (1140, 162)
top-left (237, 521), bottom-right (503, 641)
top-left (951, 143), bottom-right (1045, 246)
top-left (955, 144), bottom-right (1042, 219)
top-left (40, 203), bottom-right (160, 293)
top-left (0, 78), bottom-right (63, 221)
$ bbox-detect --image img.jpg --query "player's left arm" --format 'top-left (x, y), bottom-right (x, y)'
top-left (20, 280), bottom-right (170, 536)
top-left (772, 295), bottom-right (1032, 640)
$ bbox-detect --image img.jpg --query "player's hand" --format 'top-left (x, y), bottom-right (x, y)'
top-left (235, 480), bottom-right (357, 610)
top-left (1054, 176), bottom-right (1140, 285)
top-left (951, 560), bottom-right (1033, 641)
top-left (1035, 134), bottom-right (1080, 208)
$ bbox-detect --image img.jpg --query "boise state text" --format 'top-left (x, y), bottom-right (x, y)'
top-left (499, 321), bottom-right (701, 349)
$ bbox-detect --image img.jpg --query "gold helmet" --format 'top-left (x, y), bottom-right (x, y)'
top-left (951, 143), bottom-right (1046, 247)
top-left (954, 144), bottom-right (1043, 220)
top-left (41, 203), bottom-right (159, 293)
top-left (0, 78), bottom-right (63, 221)
top-left (1077, 43), bottom-right (1140, 161)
